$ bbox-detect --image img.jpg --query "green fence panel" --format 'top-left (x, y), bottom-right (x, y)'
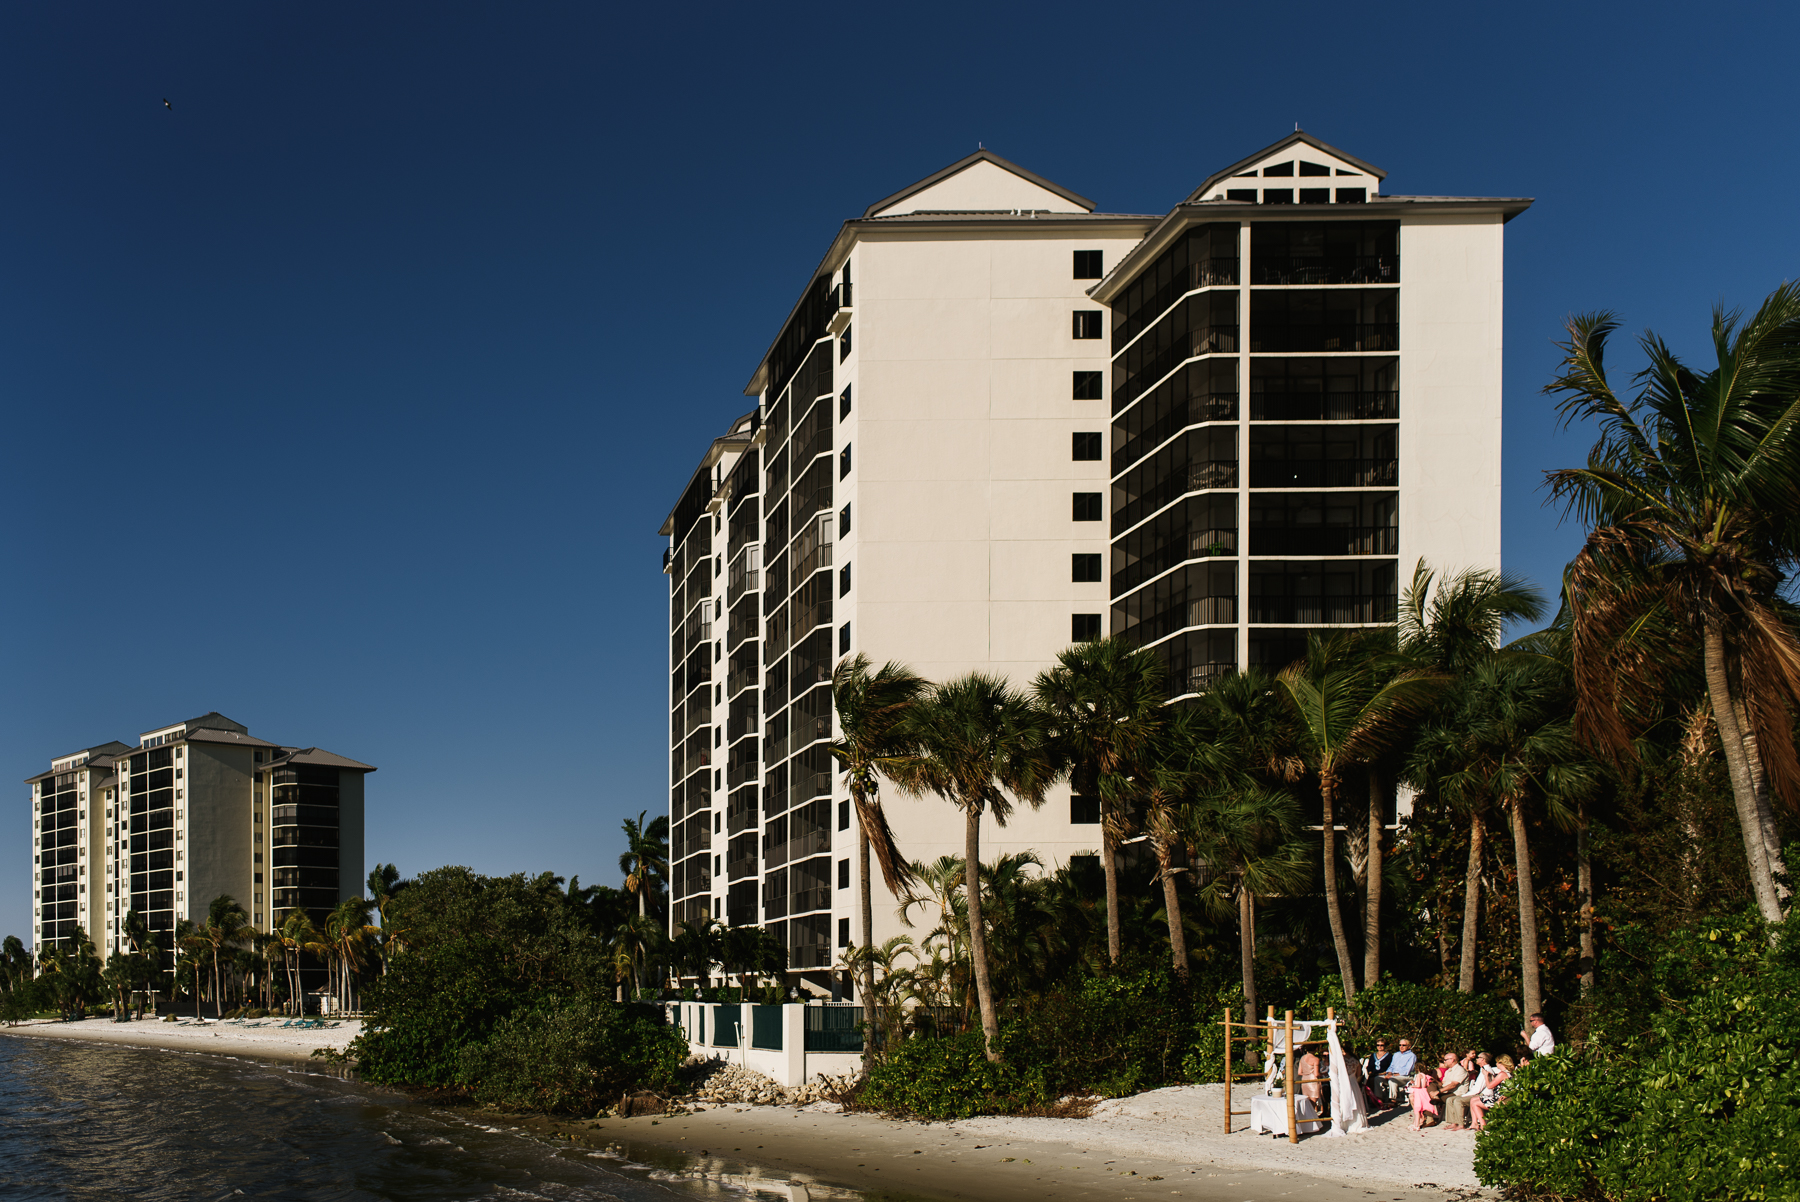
top-left (751, 1005), bottom-right (784, 1050)
top-left (712, 1004), bottom-right (740, 1048)
top-left (803, 1004), bottom-right (865, 1053)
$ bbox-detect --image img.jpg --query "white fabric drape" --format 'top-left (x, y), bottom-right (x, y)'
top-left (1324, 1019), bottom-right (1369, 1136)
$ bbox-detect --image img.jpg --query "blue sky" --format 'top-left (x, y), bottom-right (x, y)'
top-left (4, 2), bottom-right (1797, 942)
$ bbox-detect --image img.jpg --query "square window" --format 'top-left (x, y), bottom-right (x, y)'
top-left (1072, 310), bottom-right (1103, 339)
top-left (838, 799), bottom-right (850, 830)
top-left (839, 562), bottom-right (852, 596)
top-left (839, 501), bottom-right (851, 536)
top-left (839, 384), bottom-right (852, 420)
top-left (839, 622), bottom-right (851, 655)
top-left (1336, 188), bottom-right (1367, 204)
top-left (839, 326), bottom-right (852, 361)
top-left (838, 859), bottom-right (850, 889)
top-left (1299, 188), bottom-right (1330, 204)
top-left (1072, 492), bottom-right (1102, 521)
top-left (1072, 613), bottom-right (1102, 641)
top-left (1073, 370), bottom-right (1103, 400)
top-left (1072, 554), bottom-right (1102, 582)
top-left (1072, 432), bottom-right (1102, 461)
top-left (1073, 249), bottom-right (1103, 279)
top-left (1262, 189), bottom-right (1293, 204)
top-left (838, 917), bottom-right (851, 948)
top-left (1227, 189), bottom-right (1258, 202)
top-left (839, 443), bottom-right (852, 479)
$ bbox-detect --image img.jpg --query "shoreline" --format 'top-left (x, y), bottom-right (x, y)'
top-left (4, 1021), bottom-right (1490, 1201)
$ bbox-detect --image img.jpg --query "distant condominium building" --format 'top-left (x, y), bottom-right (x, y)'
top-left (25, 712), bottom-right (373, 957)
top-left (660, 133), bottom-right (1530, 994)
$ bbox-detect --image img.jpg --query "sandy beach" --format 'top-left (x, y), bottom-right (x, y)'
top-left (0, 1015), bottom-right (359, 1064)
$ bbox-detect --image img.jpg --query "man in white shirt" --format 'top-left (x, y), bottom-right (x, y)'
top-left (1522, 1012), bottom-right (1555, 1056)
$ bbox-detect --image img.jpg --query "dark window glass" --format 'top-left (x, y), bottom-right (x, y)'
top-left (838, 917), bottom-right (851, 948)
top-left (1248, 356), bottom-right (1397, 421)
top-left (1112, 560), bottom-right (1237, 645)
top-left (1072, 493), bottom-right (1102, 521)
top-left (1227, 189), bottom-right (1258, 201)
top-left (1262, 189), bottom-right (1293, 205)
top-left (1111, 291), bottom-right (1239, 412)
top-left (1299, 188), bottom-right (1331, 204)
top-left (838, 859), bottom-right (850, 889)
top-left (1247, 559), bottom-right (1398, 624)
top-left (1249, 290), bottom-right (1398, 353)
top-left (1073, 249), bottom-right (1103, 279)
top-left (839, 444), bottom-right (851, 479)
top-left (1263, 161), bottom-right (1294, 177)
top-left (839, 326), bottom-right (851, 361)
top-left (1109, 224), bottom-right (1238, 349)
top-left (1072, 553), bottom-right (1102, 582)
top-left (1111, 425), bottom-right (1238, 535)
top-left (1299, 161), bottom-right (1331, 177)
top-left (1111, 358), bottom-right (1238, 475)
top-left (839, 562), bottom-right (851, 596)
top-left (839, 501), bottom-right (851, 536)
top-left (838, 622), bottom-right (851, 655)
top-left (1073, 310), bottom-right (1103, 339)
top-left (1074, 370), bottom-right (1104, 399)
top-left (1336, 188), bottom-right (1367, 204)
top-left (1335, 168), bottom-right (1360, 176)
top-left (838, 799), bottom-right (849, 830)
top-left (1072, 432), bottom-right (1102, 460)
top-left (1071, 795), bottom-right (1100, 824)
top-left (1250, 221), bottom-right (1398, 284)
top-left (1072, 613), bottom-right (1102, 641)
top-left (1109, 492), bottom-right (1238, 596)
top-left (839, 385), bottom-right (851, 420)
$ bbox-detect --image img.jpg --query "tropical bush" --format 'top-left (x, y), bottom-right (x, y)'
top-left (1336, 979), bottom-right (1519, 1061)
top-left (456, 998), bottom-right (686, 1113)
top-left (858, 1031), bottom-right (1031, 1119)
top-left (1475, 912), bottom-right (1800, 1200)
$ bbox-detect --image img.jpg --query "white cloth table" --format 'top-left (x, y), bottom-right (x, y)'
top-left (1247, 1094), bottom-right (1325, 1134)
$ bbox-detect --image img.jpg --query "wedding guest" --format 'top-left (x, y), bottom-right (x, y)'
top-left (1437, 1052), bottom-right (1471, 1129)
top-left (1521, 1012), bottom-right (1556, 1057)
top-left (1379, 1038), bottom-right (1417, 1108)
top-left (1471, 1055), bottom-right (1511, 1130)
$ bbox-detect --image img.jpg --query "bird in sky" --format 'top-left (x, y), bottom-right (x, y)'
top-left (162, 98), bottom-right (172, 110)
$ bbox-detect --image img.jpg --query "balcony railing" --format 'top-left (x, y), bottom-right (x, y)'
top-left (790, 885), bottom-right (830, 915)
top-left (1250, 525), bottom-right (1399, 556)
top-left (1247, 593), bottom-right (1398, 624)
top-left (1251, 391), bottom-right (1399, 421)
top-left (1250, 324), bottom-right (1398, 354)
top-left (726, 547), bottom-right (761, 608)
top-left (1251, 256), bottom-right (1399, 286)
top-left (1249, 458), bottom-right (1397, 488)
top-left (1170, 661), bottom-right (1235, 698)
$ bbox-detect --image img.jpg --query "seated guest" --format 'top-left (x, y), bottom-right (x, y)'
top-left (1365, 1039), bottom-right (1393, 1107)
top-left (1408, 1068), bottom-right (1439, 1132)
top-left (1446, 1052), bottom-right (1491, 1131)
top-left (1471, 1055), bottom-right (1511, 1130)
top-left (1437, 1052), bottom-right (1471, 1129)
top-left (1379, 1038), bottom-right (1417, 1108)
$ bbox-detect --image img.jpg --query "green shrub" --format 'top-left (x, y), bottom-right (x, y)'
top-left (1337, 979), bottom-right (1520, 1061)
top-left (456, 999), bottom-right (686, 1114)
top-left (860, 1032), bottom-right (1037, 1119)
top-left (1475, 912), bottom-right (1800, 1201)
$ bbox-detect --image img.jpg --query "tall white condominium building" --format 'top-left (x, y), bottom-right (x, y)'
top-left (26, 712), bottom-right (373, 957)
top-left (660, 133), bottom-right (1530, 992)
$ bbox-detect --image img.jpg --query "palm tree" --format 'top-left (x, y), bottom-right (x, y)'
top-left (203, 896), bottom-right (250, 1019)
top-left (1280, 632), bottom-right (1442, 1002)
top-left (277, 909), bottom-right (320, 1015)
top-left (1031, 637), bottom-right (1165, 966)
top-left (119, 909), bottom-right (154, 1018)
top-left (619, 811), bottom-right (671, 920)
top-left (1413, 657), bottom-right (1594, 1015)
top-left (613, 913), bottom-right (663, 999)
top-left (829, 654), bottom-right (930, 1017)
top-left (366, 864), bottom-right (410, 974)
top-left (175, 919), bottom-right (209, 1019)
top-left (1545, 288), bottom-right (1800, 925)
top-left (889, 673), bottom-right (1056, 1058)
top-left (323, 899), bottom-right (377, 1012)
top-left (1398, 564), bottom-right (1548, 991)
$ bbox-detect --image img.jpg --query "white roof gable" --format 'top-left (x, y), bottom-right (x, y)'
top-left (1188, 133), bottom-right (1386, 203)
top-left (865, 150), bottom-right (1094, 218)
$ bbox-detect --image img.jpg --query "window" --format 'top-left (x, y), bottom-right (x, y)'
top-left (1072, 492), bottom-right (1102, 521)
top-left (1072, 311), bottom-right (1103, 339)
top-left (715, 813), bottom-right (722, 832)
top-left (839, 325), bottom-right (852, 361)
top-left (839, 385), bottom-right (852, 420)
top-left (838, 917), bottom-right (851, 948)
top-left (1300, 188), bottom-right (1331, 205)
top-left (838, 859), bottom-right (850, 889)
top-left (1072, 613), bottom-right (1102, 641)
top-left (1336, 188), bottom-right (1367, 204)
top-left (1073, 370), bottom-right (1103, 399)
top-left (1300, 161), bottom-right (1331, 176)
top-left (714, 855), bottom-right (721, 874)
top-left (839, 562), bottom-right (851, 596)
top-left (1073, 249), bottom-right (1103, 279)
top-left (1072, 432), bottom-right (1102, 461)
top-left (839, 443), bottom-right (851, 478)
top-left (1263, 189), bottom-right (1293, 204)
top-left (714, 728), bottom-right (722, 746)
top-left (1072, 554), bottom-right (1102, 582)
top-left (1227, 189), bottom-right (1258, 202)
top-left (1263, 161), bottom-right (1294, 176)
top-left (839, 799), bottom-right (850, 830)
top-left (839, 501), bottom-right (851, 536)
top-left (839, 622), bottom-right (851, 655)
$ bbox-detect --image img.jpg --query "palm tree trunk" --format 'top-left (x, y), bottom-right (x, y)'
top-left (1238, 886), bottom-right (1258, 1044)
top-left (964, 805), bottom-right (1000, 1060)
top-left (1733, 699), bottom-right (1793, 912)
top-left (858, 820), bottom-right (876, 1022)
top-left (1101, 826), bottom-right (1123, 965)
top-left (1506, 798), bottom-right (1541, 1016)
top-left (1320, 771), bottom-right (1357, 1002)
top-left (1704, 619), bottom-right (1786, 924)
top-left (1363, 767), bottom-right (1384, 988)
top-left (1459, 814), bottom-right (1484, 993)
top-left (1157, 840), bottom-right (1188, 979)
top-left (212, 948), bottom-right (223, 1019)
top-left (1577, 802), bottom-right (1594, 998)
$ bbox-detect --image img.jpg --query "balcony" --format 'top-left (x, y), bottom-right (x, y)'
top-left (1251, 390), bottom-right (1399, 422)
top-left (828, 281), bottom-right (853, 333)
top-left (1251, 525), bottom-right (1399, 556)
top-left (1249, 458), bottom-right (1397, 489)
top-left (1247, 593), bottom-right (1397, 625)
top-left (1251, 256), bottom-right (1399, 286)
top-left (727, 546), bottom-right (761, 608)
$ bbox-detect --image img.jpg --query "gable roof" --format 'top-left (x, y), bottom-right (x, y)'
top-left (1187, 131), bottom-right (1386, 203)
top-left (862, 149), bottom-right (1095, 218)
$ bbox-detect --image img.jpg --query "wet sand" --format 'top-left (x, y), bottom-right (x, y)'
top-left (1, 1015), bottom-right (358, 1064)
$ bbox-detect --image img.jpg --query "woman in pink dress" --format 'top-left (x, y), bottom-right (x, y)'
top-left (1408, 1068), bottom-right (1439, 1132)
